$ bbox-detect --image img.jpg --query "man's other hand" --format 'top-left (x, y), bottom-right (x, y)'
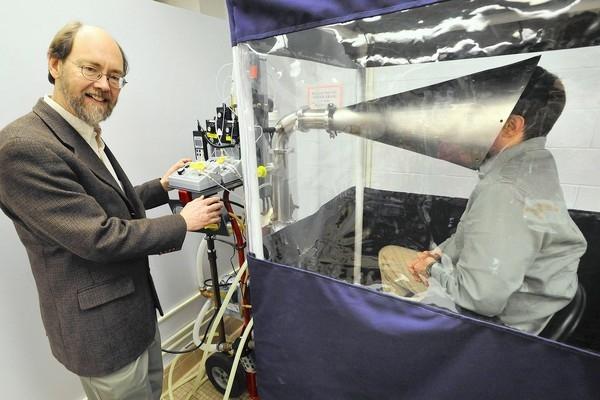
top-left (179, 196), bottom-right (223, 231)
top-left (160, 158), bottom-right (192, 191)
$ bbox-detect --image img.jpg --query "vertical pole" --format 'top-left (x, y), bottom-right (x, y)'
top-left (353, 67), bottom-right (371, 285)
top-left (206, 234), bottom-right (226, 342)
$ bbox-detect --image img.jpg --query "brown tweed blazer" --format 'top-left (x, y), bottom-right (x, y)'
top-left (0, 99), bottom-right (187, 376)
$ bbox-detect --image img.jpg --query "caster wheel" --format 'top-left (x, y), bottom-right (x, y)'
top-left (205, 352), bottom-right (246, 397)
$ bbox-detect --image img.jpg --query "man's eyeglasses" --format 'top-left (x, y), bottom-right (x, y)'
top-left (71, 62), bottom-right (128, 89)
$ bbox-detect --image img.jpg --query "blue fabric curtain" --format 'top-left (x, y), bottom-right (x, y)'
top-left (225, 0), bottom-right (445, 45)
top-left (248, 255), bottom-right (600, 400)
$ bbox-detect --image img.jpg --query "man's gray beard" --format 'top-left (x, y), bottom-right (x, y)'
top-left (61, 85), bottom-right (115, 127)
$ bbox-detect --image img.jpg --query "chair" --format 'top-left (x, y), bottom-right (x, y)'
top-left (540, 283), bottom-right (586, 342)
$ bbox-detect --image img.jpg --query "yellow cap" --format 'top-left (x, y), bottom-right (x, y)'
top-left (256, 165), bottom-right (267, 178)
top-left (216, 156), bottom-right (226, 164)
top-left (189, 161), bottom-right (206, 171)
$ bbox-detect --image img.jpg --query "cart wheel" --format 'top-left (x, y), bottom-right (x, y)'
top-left (205, 352), bottom-right (246, 397)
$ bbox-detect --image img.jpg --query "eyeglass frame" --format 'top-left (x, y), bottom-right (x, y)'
top-left (69, 61), bottom-right (128, 89)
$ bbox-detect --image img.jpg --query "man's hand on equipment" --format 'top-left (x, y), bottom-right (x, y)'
top-left (179, 196), bottom-right (223, 231)
top-left (160, 158), bottom-right (193, 191)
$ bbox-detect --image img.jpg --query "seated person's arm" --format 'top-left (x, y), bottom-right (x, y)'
top-left (428, 183), bottom-right (540, 317)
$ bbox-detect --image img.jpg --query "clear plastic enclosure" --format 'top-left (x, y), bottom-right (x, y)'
top-left (233, 0), bottom-right (600, 343)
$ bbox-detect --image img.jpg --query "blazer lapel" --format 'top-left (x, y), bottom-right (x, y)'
top-left (104, 146), bottom-right (146, 218)
top-left (32, 99), bottom-right (137, 213)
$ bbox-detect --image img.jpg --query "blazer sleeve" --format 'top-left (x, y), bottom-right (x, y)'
top-left (0, 137), bottom-right (187, 263)
top-left (135, 178), bottom-right (170, 210)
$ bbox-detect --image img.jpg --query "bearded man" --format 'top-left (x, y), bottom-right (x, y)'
top-left (0, 22), bottom-right (222, 399)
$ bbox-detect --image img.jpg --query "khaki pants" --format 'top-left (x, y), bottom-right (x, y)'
top-left (378, 245), bottom-right (428, 297)
top-left (80, 324), bottom-right (163, 400)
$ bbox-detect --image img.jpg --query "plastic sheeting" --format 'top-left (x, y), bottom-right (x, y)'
top-left (225, 0), bottom-right (441, 45)
top-left (234, 0), bottom-right (600, 250)
top-left (264, 187), bottom-right (462, 284)
top-left (229, 0), bottom-right (600, 397)
top-left (234, 0), bottom-right (600, 67)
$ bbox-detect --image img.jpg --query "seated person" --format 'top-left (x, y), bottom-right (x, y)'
top-left (378, 66), bottom-right (587, 334)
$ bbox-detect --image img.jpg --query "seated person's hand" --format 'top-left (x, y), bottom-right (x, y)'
top-left (408, 250), bottom-right (442, 285)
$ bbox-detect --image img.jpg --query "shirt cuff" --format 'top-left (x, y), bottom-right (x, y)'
top-left (429, 261), bottom-right (446, 282)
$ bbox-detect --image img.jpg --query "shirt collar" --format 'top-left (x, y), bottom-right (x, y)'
top-left (43, 95), bottom-right (104, 151)
top-left (478, 136), bottom-right (547, 178)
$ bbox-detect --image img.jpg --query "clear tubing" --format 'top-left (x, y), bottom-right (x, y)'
top-left (197, 260), bottom-right (249, 385)
top-left (223, 318), bottom-right (254, 400)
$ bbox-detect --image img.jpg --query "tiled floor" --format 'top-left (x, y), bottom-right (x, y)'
top-left (161, 318), bottom-right (249, 400)
top-left (162, 370), bottom-right (250, 400)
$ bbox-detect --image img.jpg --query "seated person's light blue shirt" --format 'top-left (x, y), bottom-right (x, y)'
top-left (429, 137), bottom-right (587, 334)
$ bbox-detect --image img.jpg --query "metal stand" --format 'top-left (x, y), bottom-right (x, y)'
top-left (206, 232), bottom-right (226, 342)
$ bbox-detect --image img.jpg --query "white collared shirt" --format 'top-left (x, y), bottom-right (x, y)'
top-left (44, 95), bottom-right (123, 190)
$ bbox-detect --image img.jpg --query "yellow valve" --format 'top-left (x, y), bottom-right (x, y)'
top-left (205, 223), bottom-right (220, 231)
top-left (189, 161), bottom-right (206, 171)
top-left (216, 156), bottom-right (226, 164)
top-left (257, 165), bottom-right (267, 178)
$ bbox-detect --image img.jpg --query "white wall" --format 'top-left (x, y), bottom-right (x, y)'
top-left (155, 0), bottom-right (227, 18)
top-left (0, 1), bottom-right (232, 399)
